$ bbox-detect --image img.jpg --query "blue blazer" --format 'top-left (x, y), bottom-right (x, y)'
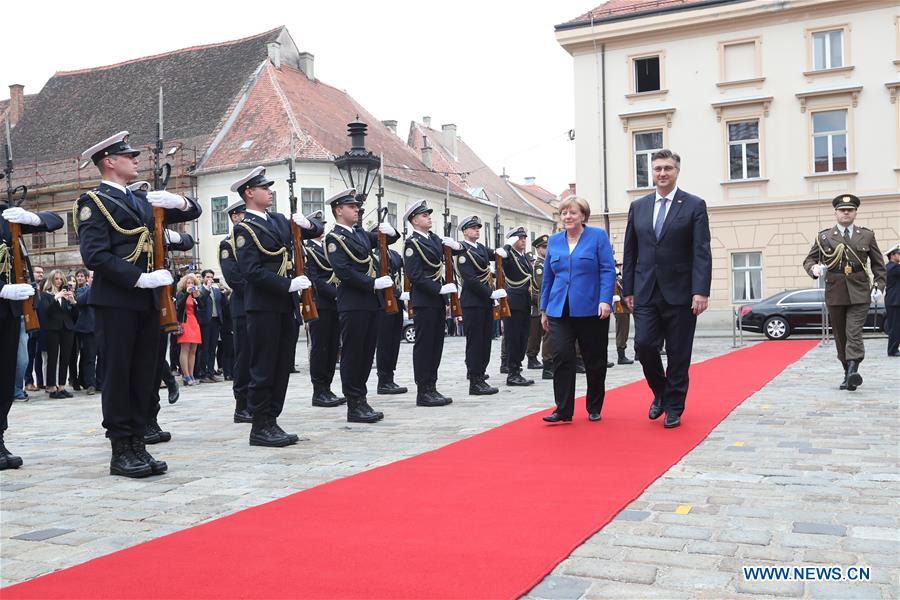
top-left (540, 226), bottom-right (616, 318)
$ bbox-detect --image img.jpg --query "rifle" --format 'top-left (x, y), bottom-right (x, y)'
top-left (287, 157), bottom-right (318, 322)
top-left (3, 120), bottom-right (40, 332)
top-left (402, 222), bottom-right (413, 318)
top-left (493, 251), bottom-right (512, 321)
top-left (444, 244), bottom-right (462, 319)
top-left (152, 88), bottom-right (179, 334)
top-left (375, 159), bottom-right (398, 314)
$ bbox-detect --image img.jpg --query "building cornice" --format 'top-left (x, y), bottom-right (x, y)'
top-left (710, 95), bottom-right (773, 121)
top-left (794, 85), bottom-right (863, 112)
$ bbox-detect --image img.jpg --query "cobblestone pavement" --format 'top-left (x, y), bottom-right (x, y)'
top-left (1, 334), bottom-right (897, 599)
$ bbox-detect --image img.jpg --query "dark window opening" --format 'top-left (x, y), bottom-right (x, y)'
top-left (635, 56), bottom-right (660, 93)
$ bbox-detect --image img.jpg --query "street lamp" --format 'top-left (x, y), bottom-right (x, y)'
top-left (334, 120), bottom-right (381, 227)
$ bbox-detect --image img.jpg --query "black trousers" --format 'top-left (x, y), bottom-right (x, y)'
top-left (96, 306), bottom-right (160, 439)
top-left (412, 306), bottom-right (445, 388)
top-left (309, 309), bottom-right (339, 387)
top-left (633, 284), bottom-right (697, 418)
top-left (503, 309), bottom-right (530, 372)
top-left (462, 306), bottom-right (493, 376)
top-left (887, 304), bottom-right (900, 355)
top-left (338, 310), bottom-right (378, 399)
top-left (246, 311), bottom-right (295, 421)
top-left (25, 332), bottom-right (44, 386)
top-left (376, 309), bottom-right (403, 376)
top-left (232, 315), bottom-right (250, 411)
top-left (151, 331), bottom-right (173, 421)
top-left (198, 319), bottom-right (220, 377)
top-left (44, 329), bottom-right (74, 388)
top-left (77, 332), bottom-right (97, 389)
top-left (218, 331), bottom-right (234, 378)
top-left (1, 315), bottom-right (18, 432)
top-left (549, 312), bottom-right (609, 417)
top-left (68, 334), bottom-right (80, 385)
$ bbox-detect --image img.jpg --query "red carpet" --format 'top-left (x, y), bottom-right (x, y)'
top-left (2, 341), bottom-right (815, 599)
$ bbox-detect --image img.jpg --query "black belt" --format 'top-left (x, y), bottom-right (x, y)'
top-left (829, 265), bottom-right (864, 275)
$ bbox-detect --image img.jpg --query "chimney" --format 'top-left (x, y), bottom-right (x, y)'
top-left (298, 52), bottom-right (315, 80)
top-left (500, 167), bottom-right (509, 182)
top-left (568, 183), bottom-right (576, 194)
top-left (524, 176), bottom-right (536, 186)
top-left (422, 115), bottom-right (431, 128)
top-left (267, 42), bottom-right (282, 68)
top-left (8, 84), bottom-right (24, 126)
top-left (382, 120), bottom-right (397, 135)
top-left (441, 123), bottom-right (458, 160)
top-left (421, 135), bottom-right (433, 170)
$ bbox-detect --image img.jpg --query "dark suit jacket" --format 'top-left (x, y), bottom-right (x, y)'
top-left (0, 205), bottom-right (64, 321)
top-left (73, 285), bottom-right (95, 333)
top-left (622, 188), bottom-right (712, 306)
top-left (196, 285), bottom-right (222, 325)
top-left (38, 291), bottom-right (77, 330)
top-left (886, 261), bottom-right (900, 307)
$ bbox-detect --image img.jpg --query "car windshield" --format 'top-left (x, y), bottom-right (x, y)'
top-left (781, 290), bottom-right (823, 304)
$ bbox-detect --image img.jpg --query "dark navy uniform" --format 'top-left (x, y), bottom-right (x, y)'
top-left (885, 247), bottom-right (900, 356)
top-left (375, 247), bottom-right (408, 394)
top-left (502, 229), bottom-right (536, 386)
top-left (220, 230), bottom-right (251, 421)
top-left (305, 237), bottom-right (343, 407)
top-left (1, 204), bottom-right (63, 470)
top-left (458, 236), bottom-right (500, 393)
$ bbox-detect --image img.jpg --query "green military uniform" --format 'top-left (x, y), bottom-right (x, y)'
top-left (802, 194), bottom-right (886, 390)
top-left (526, 235), bottom-right (549, 369)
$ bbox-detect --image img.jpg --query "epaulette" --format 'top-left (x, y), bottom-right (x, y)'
top-left (857, 225), bottom-right (871, 232)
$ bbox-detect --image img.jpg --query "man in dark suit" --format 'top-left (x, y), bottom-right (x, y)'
top-left (622, 149), bottom-right (712, 429)
top-left (72, 268), bottom-right (98, 394)
top-left (886, 245), bottom-right (900, 357)
top-left (196, 269), bottom-right (223, 383)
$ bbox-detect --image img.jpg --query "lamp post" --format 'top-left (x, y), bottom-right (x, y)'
top-left (334, 120), bottom-right (381, 228)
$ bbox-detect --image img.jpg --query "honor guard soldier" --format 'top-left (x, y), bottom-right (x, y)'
top-left (325, 189), bottom-right (399, 422)
top-left (219, 198), bottom-right (253, 423)
top-left (1, 204), bottom-right (63, 470)
top-left (803, 193), bottom-right (886, 390)
top-left (75, 131), bottom-right (201, 478)
top-left (885, 244), bottom-right (900, 357)
top-left (231, 166), bottom-right (323, 447)
top-left (304, 210), bottom-right (345, 408)
top-left (526, 235), bottom-right (549, 370)
top-left (373, 224), bottom-right (409, 395)
top-left (403, 200), bottom-right (465, 405)
top-left (502, 226), bottom-right (536, 386)
top-left (612, 262), bottom-right (634, 365)
top-left (456, 215), bottom-right (507, 395)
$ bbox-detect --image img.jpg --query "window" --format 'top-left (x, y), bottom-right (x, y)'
top-left (387, 202), bottom-right (397, 228)
top-left (812, 110), bottom-right (847, 173)
top-left (271, 191), bottom-right (278, 214)
top-left (812, 30), bottom-right (843, 70)
top-left (722, 41), bottom-right (756, 82)
top-left (66, 212), bottom-right (78, 246)
top-left (727, 120), bottom-right (760, 180)
top-left (31, 231), bottom-right (46, 250)
top-left (211, 196), bottom-right (228, 235)
top-left (484, 222), bottom-right (492, 247)
top-left (634, 56), bottom-right (660, 93)
top-left (450, 215), bottom-right (459, 240)
top-left (781, 290), bottom-right (822, 304)
top-left (732, 252), bottom-right (762, 302)
top-left (301, 188), bottom-right (324, 216)
top-left (633, 130), bottom-right (663, 188)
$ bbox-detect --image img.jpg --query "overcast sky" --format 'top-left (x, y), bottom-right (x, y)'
top-left (1, 0), bottom-right (594, 195)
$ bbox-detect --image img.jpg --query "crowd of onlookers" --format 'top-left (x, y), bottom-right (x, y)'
top-left (14, 265), bottom-right (236, 402)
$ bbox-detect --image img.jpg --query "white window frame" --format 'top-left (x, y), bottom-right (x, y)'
top-left (811, 29), bottom-right (843, 70)
top-left (727, 119), bottom-right (761, 180)
top-left (731, 251), bottom-right (763, 303)
top-left (211, 196), bottom-right (228, 235)
top-left (812, 109), bottom-right (848, 173)
top-left (300, 188), bottom-right (325, 217)
top-left (633, 129), bottom-right (663, 189)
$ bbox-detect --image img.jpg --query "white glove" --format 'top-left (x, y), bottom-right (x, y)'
top-left (0, 283), bottom-right (36, 301)
top-left (871, 289), bottom-right (883, 303)
top-left (399, 291), bottom-right (410, 301)
top-left (490, 289), bottom-right (507, 300)
top-left (378, 222), bottom-right (396, 236)
top-left (374, 275), bottom-right (394, 290)
top-left (289, 275), bottom-right (312, 292)
top-left (135, 269), bottom-right (174, 289)
top-left (811, 264), bottom-right (826, 278)
top-left (2, 207), bottom-right (42, 227)
top-left (292, 213), bottom-right (311, 229)
top-left (146, 190), bottom-right (187, 210)
top-left (494, 247), bottom-right (508, 259)
top-left (506, 236), bottom-right (519, 246)
top-left (612, 295), bottom-right (621, 302)
top-left (439, 283), bottom-right (458, 295)
top-left (441, 237), bottom-right (462, 251)
top-left (165, 230), bottom-right (182, 245)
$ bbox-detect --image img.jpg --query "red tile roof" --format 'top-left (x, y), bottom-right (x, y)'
top-left (558, 0), bottom-right (733, 27)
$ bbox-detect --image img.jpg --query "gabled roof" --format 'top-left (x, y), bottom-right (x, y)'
top-left (8, 27), bottom-right (285, 163)
top-left (511, 182), bottom-right (558, 219)
top-left (557, 0), bottom-right (741, 29)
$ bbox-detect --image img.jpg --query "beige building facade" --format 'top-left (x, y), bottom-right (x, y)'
top-left (556, 0), bottom-right (900, 321)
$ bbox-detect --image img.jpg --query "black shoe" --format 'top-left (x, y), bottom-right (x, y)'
top-left (347, 399), bottom-right (380, 423)
top-left (542, 412), bottom-right (572, 423)
top-left (109, 437), bottom-right (152, 478)
top-left (507, 371), bottom-right (534, 386)
top-left (527, 357), bottom-right (543, 369)
top-left (0, 437), bottom-right (23, 470)
top-left (617, 350), bottom-right (634, 365)
top-left (846, 360), bottom-right (862, 391)
top-left (588, 412), bottom-right (602, 422)
top-left (249, 425), bottom-right (294, 447)
top-left (664, 413), bottom-right (681, 428)
top-left (72, 383), bottom-right (82, 391)
top-left (499, 364), bottom-right (509, 374)
top-left (167, 381), bottom-right (180, 404)
top-left (889, 351), bottom-right (900, 357)
top-left (85, 386), bottom-right (97, 395)
top-left (224, 376), bottom-right (233, 381)
top-left (469, 377), bottom-right (499, 395)
top-left (377, 378), bottom-right (408, 395)
top-left (648, 396), bottom-right (663, 420)
top-left (270, 422), bottom-right (299, 444)
top-left (131, 437), bottom-right (167, 475)
top-left (48, 390), bottom-right (62, 399)
top-left (144, 421), bottom-right (171, 444)
top-left (233, 409), bottom-right (253, 423)
top-left (431, 388), bottom-right (452, 403)
top-left (312, 388), bottom-right (342, 408)
top-left (325, 389), bottom-right (347, 405)
top-left (360, 399), bottom-right (385, 420)
top-left (417, 389), bottom-right (452, 407)
top-left (606, 361), bottom-right (615, 369)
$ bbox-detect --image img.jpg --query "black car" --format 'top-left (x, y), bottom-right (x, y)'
top-left (739, 288), bottom-right (886, 340)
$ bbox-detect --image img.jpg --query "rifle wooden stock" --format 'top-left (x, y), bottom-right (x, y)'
top-left (9, 222), bottom-right (40, 332)
top-left (152, 207), bottom-right (179, 333)
top-left (444, 245), bottom-right (462, 318)
top-left (493, 254), bottom-right (512, 320)
top-left (378, 233), bottom-right (398, 314)
top-left (291, 221), bottom-right (318, 322)
top-left (403, 270), bottom-right (413, 318)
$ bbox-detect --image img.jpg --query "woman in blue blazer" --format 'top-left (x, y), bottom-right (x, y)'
top-left (539, 197), bottom-right (616, 422)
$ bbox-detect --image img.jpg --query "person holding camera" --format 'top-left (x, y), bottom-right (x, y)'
top-left (175, 273), bottom-right (204, 386)
top-left (39, 269), bottom-right (78, 399)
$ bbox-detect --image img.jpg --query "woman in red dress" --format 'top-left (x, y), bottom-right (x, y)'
top-left (175, 273), bottom-right (204, 386)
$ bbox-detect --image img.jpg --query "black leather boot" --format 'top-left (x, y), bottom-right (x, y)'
top-left (527, 356), bottom-right (543, 369)
top-left (500, 356), bottom-right (508, 374)
top-left (846, 360), bottom-right (863, 391)
top-left (269, 419), bottom-right (299, 444)
top-left (507, 368), bottom-right (534, 386)
top-left (325, 389), bottom-right (347, 405)
top-left (347, 398), bottom-right (381, 423)
top-left (132, 437), bottom-right (167, 475)
top-left (607, 361), bottom-right (615, 368)
top-left (233, 408), bottom-right (253, 423)
top-left (617, 349), bottom-right (634, 365)
top-left (312, 385), bottom-right (342, 407)
top-left (417, 385), bottom-right (451, 406)
top-left (166, 380), bottom-right (180, 404)
top-left (360, 399), bottom-right (384, 421)
top-left (109, 437), bottom-right (152, 478)
top-left (377, 371), bottom-right (408, 395)
top-left (144, 421), bottom-right (171, 444)
top-left (249, 418), bottom-right (293, 447)
top-left (469, 375), bottom-right (498, 395)
top-left (839, 364), bottom-right (849, 390)
top-left (0, 435), bottom-right (23, 470)
top-left (431, 385), bottom-right (452, 403)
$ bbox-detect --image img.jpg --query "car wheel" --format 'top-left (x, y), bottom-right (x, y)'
top-left (763, 316), bottom-right (790, 340)
top-left (403, 324), bottom-right (416, 343)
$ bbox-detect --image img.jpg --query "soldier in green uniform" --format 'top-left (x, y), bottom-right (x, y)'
top-left (803, 194), bottom-right (886, 391)
top-left (526, 235), bottom-right (548, 370)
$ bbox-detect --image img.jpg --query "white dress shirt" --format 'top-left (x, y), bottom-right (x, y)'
top-left (653, 186), bottom-right (679, 227)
